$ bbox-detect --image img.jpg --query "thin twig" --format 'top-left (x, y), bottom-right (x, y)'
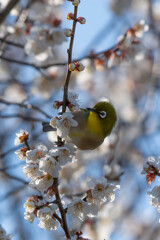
top-left (0, 186), bottom-right (26, 202)
top-left (0, 162), bottom-right (24, 171)
top-left (0, 38), bottom-right (24, 48)
top-left (0, 114), bottom-right (45, 122)
top-left (55, 179), bottom-right (71, 239)
top-left (2, 171), bottom-right (29, 184)
top-left (0, 44), bottom-right (115, 70)
top-left (54, 6), bottom-right (79, 239)
top-left (62, 6), bottom-right (78, 112)
top-left (0, 0), bottom-right (20, 24)
top-left (0, 98), bottom-right (52, 119)
top-left (0, 146), bottom-right (19, 158)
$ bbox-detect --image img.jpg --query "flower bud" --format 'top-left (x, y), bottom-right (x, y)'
top-left (75, 62), bottom-right (85, 71)
top-left (143, 163), bottom-right (150, 172)
top-left (53, 101), bottom-right (63, 109)
top-left (64, 29), bottom-right (72, 37)
top-left (67, 12), bottom-right (74, 20)
top-left (69, 63), bottom-right (76, 71)
top-left (72, 0), bottom-right (80, 6)
top-left (77, 17), bottom-right (86, 24)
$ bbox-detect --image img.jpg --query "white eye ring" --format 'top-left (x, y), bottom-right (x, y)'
top-left (99, 111), bottom-right (107, 119)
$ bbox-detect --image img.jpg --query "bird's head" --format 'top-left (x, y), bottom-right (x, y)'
top-left (91, 101), bottom-right (117, 136)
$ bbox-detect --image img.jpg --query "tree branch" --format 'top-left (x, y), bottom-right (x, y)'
top-left (62, 6), bottom-right (78, 113)
top-left (0, 0), bottom-right (20, 24)
top-left (0, 98), bottom-right (52, 119)
top-left (0, 37), bottom-right (24, 48)
top-left (1, 171), bottom-right (29, 184)
top-left (0, 114), bottom-right (45, 122)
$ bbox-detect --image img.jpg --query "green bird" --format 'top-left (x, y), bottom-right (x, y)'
top-left (43, 101), bottom-right (117, 150)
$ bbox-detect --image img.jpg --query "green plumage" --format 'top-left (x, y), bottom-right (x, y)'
top-left (67, 101), bottom-right (117, 150)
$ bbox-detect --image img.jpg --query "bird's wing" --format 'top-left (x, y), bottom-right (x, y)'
top-left (42, 121), bottom-right (56, 132)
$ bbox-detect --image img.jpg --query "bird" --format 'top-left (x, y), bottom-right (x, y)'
top-left (43, 101), bottom-right (117, 150)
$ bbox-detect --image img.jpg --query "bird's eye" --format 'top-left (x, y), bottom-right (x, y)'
top-left (99, 111), bottom-right (107, 119)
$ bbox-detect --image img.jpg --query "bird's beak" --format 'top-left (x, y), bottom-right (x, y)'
top-left (87, 108), bottom-right (99, 114)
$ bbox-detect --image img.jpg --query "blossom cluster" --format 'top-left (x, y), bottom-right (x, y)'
top-left (0, 224), bottom-right (12, 240)
top-left (67, 177), bottom-right (120, 221)
top-left (6, 1), bottom-right (67, 62)
top-left (14, 129), bottom-right (77, 230)
top-left (53, 91), bottom-right (80, 111)
top-left (15, 130), bottom-right (77, 192)
top-left (50, 112), bottom-right (78, 138)
top-left (142, 156), bottom-right (160, 184)
top-left (142, 156), bottom-right (160, 222)
top-left (24, 196), bottom-right (59, 230)
top-left (14, 128), bottom-right (120, 231)
top-left (95, 20), bottom-right (149, 68)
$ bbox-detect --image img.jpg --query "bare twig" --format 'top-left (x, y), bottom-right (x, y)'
top-left (0, 114), bottom-right (45, 122)
top-left (0, 186), bottom-right (26, 202)
top-left (0, 146), bottom-right (19, 158)
top-left (0, 0), bottom-right (20, 24)
top-left (54, 6), bottom-right (79, 240)
top-left (0, 98), bottom-right (52, 119)
top-left (62, 6), bottom-right (78, 113)
top-left (1, 171), bottom-right (29, 184)
top-left (0, 38), bottom-right (24, 48)
top-left (55, 179), bottom-right (71, 239)
top-left (0, 162), bottom-right (24, 171)
top-left (0, 44), bottom-right (115, 70)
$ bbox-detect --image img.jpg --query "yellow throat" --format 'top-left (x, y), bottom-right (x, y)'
top-left (87, 111), bottom-right (104, 137)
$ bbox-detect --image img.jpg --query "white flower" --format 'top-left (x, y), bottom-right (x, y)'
top-left (38, 216), bottom-right (59, 231)
top-left (24, 200), bottom-right (35, 213)
top-left (22, 164), bottom-right (42, 179)
top-left (87, 202), bottom-right (100, 218)
top-left (65, 143), bottom-right (77, 156)
top-left (89, 177), bottom-right (119, 203)
top-left (30, 173), bottom-right (54, 192)
top-left (49, 147), bottom-right (72, 166)
top-left (7, 22), bottom-right (25, 41)
top-left (67, 198), bottom-right (89, 221)
top-left (148, 156), bottom-right (159, 168)
top-left (39, 155), bottom-right (61, 177)
top-left (50, 112), bottom-right (78, 138)
top-left (24, 211), bottom-right (35, 223)
top-left (47, 0), bottom-right (65, 5)
top-left (25, 38), bottom-right (48, 56)
top-left (90, 177), bottom-right (108, 202)
top-left (68, 92), bottom-right (80, 110)
top-left (51, 28), bottom-right (67, 45)
top-left (28, 2), bottom-right (54, 21)
top-left (14, 129), bottom-right (29, 145)
top-left (142, 156), bottom-right (160, 174)
top-left (148, 185), bottom-right (160, 208)
top-left (15, 147), bottom-right (27, 160)
top-left (37, 204), bottom-right (57, 220)
top-left (0, 224), bottom-right (12, 240)
top-left (26, 144), bottom-right (48, 164)
top-left (134, 20), bottom-right (149, 38)
top-left (37, 205), bottom-right (58, 230)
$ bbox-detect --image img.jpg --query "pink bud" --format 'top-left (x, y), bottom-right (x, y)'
top-left (72, 0), bottom-right (80, 6)
top-left (69, 63), bottom-right (76, 71)
top-left (75, 62), bottom-right (85, 71)
top-left (77, 17), bottom-right (86, 24)
top-left (67, 12), bottom-right (74, 20)
top-left (64, 29), bottom-right (72, 37)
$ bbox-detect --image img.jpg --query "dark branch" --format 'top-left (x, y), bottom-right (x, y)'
top-left (0, 114), bottom-right (45, 122)
top-left (0, 98), bottom-right (52, 119)
top-left (0, 0), bottom-right (20, 24)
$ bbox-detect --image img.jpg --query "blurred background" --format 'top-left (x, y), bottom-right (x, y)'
top-left (0, 0), bottom-right (160, 239)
